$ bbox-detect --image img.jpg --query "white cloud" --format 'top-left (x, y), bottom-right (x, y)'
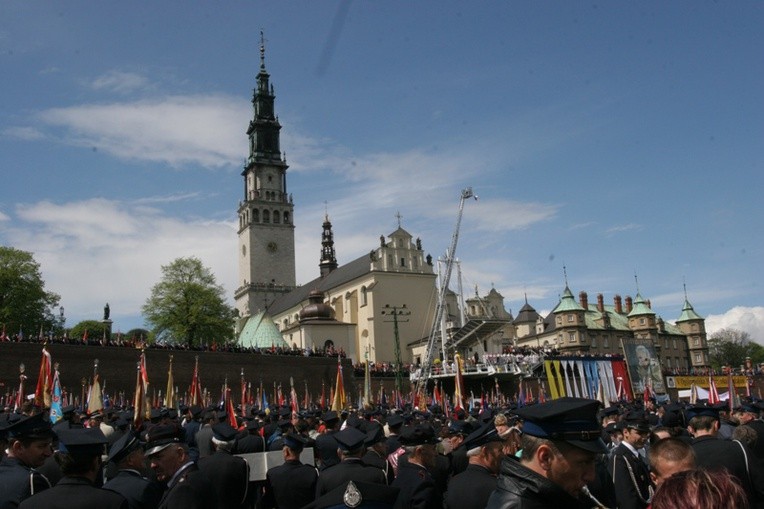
top-left (90, 70), bottom-right (150, 94)
top-left (2, 126), bottom-right (45, 141)
top-left (0, 210), bottom-right (9, 222)
top-left (38, 95), bottom-right (250, 168)
top-left (3, 199), bottom-right (237, 328)
top-left (706, 306), bottom-right (764, 345)
top-left (605, 223), bottom-right (643, 235)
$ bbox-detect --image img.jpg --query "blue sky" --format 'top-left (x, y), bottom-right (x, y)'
top-left (1, 2), bottom-right (762, 343)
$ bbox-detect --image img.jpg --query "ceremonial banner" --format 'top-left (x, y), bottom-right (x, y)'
top-left (554, 360), bottom-right (565, 399)
top-left (544, 361), bottom-right (560, 400)
top-left (621, 338), bottom-right (665, 394)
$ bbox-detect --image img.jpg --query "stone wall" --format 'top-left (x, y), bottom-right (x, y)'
top-left (0, 342), bottom-right (354, 406)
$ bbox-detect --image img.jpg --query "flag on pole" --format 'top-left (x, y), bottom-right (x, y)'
top-left (689, 383), bottom-right (698, 405)
top-left (331, 356), bottom-right (346, 411)
top-left (596, 379), bottom-right (608, 408)
top-left (517, 382), bottom-right (526, 408)
top-left (453, 353), bottom-right (465, 410)
top-left (290, 377), bottom-right (299, 416)
top-left (226, 388), bottom-right (237, 429)
top-left (727, 370), bottom-right (738, 412)
top-left (139, 350), bottom-right (151, 420)
top-left (538, 381), bottom-right (547, 404)
top-left (708, 375), bottom-right (720, 405)
top-left (166, 355), bottom-right (175, 409)
top-left (34, 345), bottom-right (54, 408)
top-left (50, 364), bottom-right (63, 423)
top-left (87, 362), bottom-right (103, 415)
top-left (363, 351), bottom-right (372, 409)
top-left (189, 356), bottom-right (202, 406)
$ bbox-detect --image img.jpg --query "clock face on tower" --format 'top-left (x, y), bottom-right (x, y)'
top-left (267, 241), bottom-right (278, 253)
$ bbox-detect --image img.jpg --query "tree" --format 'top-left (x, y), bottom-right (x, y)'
top-left (69, 320), bottom-right (110, 342)
top-left (142, 257), bottom-right (235, 347)
top-left (0, 247), bottom-right (60, 336)
top-left (707, 328), bottom-right (759, 370)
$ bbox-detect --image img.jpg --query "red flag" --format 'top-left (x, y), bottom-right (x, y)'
top-left (189, 356), bottom-right (202, 406)
top-left (82, 329), bottom-right (88, 344)
top-left (226, 388), bottom-right (237, 429)
top-left (34, 346), bottom-right (53, 408)
top-left (708, 375), bottom-right (720, 405)
top-left (240, 370), bottom-right (247, 417)
top-left (331, 356), bottom-right (346, 411)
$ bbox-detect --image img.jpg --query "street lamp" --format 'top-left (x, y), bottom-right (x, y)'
top-left (381, 304), bottom-right (411, 397)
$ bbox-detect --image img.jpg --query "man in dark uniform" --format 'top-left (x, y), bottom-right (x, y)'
top-left (391, 424), bottom-right (441, 509)
top-left (194, 411), bottom-right (215, 459)
top-left (384, 414), bottom-right (404, 456)
top-left (687, 403), bottom-right (764, 508)
top-left (197, 422), bottom-right (250, 509)
top-left (444, 421), bottom-right (503, 509)
top-left (182, 405), bottom-right (202, 457)
top-left (304, 480), bottom-right (400, 509)
top-left (19, 428), bottom-right (127, 509)
top-left (487, 397), bottom-right (609, 509)
top-left (316, 427), bottom-right (386, 496)
top-left (0, 413), bottom-right (55, 508)
top-left (608, 410), bottom-right (653, 509)
top-left (236, 420), bottom-right (266, 454)
top-left (361, 422), bottom-right (394, 484)
top-left (144, 424), bottom-right (216, 509)
top-left (315, 411), bottom-right (342, 470)
top-left (103, 430), bottom-right (164, 509)
top-left (734, 401), bottom-right (764, 459)
top-left (261, 432), bottom-right (318, 509)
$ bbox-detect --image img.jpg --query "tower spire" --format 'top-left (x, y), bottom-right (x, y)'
top-left (259, 30), bottom-right (266, 69)
top-left (319, 213), bottom-right (338, 277)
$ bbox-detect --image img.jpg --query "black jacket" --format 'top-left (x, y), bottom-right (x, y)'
top-left (391, 460), bottom-right (440, 509)
top-left (261, 459), bottom-right (318, 509)
top-left (102, 469), bottom-right (164, 509)
top-left (445, 464), bottom-right (497, 509)
top-left (607, 443), bottom-right (651, 509)
top-left (0, 456), bottom-right (51, 509)
top-left (197, 450), bottom-right (250, 509)
top-left (19, 476), bottom-right (127, 509)
top-left (157, 463), bottom-right (216, 509)
top-left (486, 456), bottom-right (590, 509)
top-left (316, 458), bottom-right (386, 497)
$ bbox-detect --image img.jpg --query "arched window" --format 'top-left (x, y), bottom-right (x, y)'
top-left (283, 212), bottom-right (290, 224)
top-left (361, 286), bottom-right (368, 306)
top-left (263, 210), bottom-right (270, 223)
top-left (253, 209), bottom-right (259, 223)
top-left (273, 211), bottom-right (280, 224)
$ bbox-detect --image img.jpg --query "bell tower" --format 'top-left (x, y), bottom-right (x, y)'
top-left (235, 33), bottom-right (296, 323)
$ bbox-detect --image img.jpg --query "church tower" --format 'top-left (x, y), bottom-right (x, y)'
top-left (319, 214), bottom-right (338, 277)
top-left (235, 34), bottom-right (296, 322)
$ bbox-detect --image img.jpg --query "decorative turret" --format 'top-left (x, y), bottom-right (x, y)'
top-left (235, 33), bottom-right (296, 323)
top-left (299, 289), bottom-right (336, 322)
top-left (319, 214), bottom-right (338, 277)
top-left (676, 285), bottom-right (709, 369)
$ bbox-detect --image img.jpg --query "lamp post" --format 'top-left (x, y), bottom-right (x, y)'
top-left (381, 304), bottom-right (411, 397)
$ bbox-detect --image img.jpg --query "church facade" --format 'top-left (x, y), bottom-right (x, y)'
top-left (234, 43), bottom-right (711, 373)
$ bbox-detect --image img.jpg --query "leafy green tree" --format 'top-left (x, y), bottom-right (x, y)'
top-left (0, 246), bottom-right (60, 336)
top-left (708, 328), bottom-right (759, 370)
top-left (69, 320), bottom-right (110, 341)
top-left (142, 257), bottom-right (235, 347)
top-left (125, 328), bottom-right (151, 342)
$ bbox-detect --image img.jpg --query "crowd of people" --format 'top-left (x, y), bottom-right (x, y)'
top-left (0, 332), bottom-right (347, 359)
top-left (2, 388), bottom-right (764, 509)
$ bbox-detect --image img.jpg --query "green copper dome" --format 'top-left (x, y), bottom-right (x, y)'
top-left (238, 311), bottom-right (289, 349)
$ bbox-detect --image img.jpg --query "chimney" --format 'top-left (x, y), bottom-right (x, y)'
top-left (597, 293), bottom-right (604, 313)
top-left (647, 299), bottom-right (652, 309)
top-left (579, 291), bottom-right (588, 310)
top-left (614, 295), bottom-right (623, 314)
top-left (625, 296), bottom-right (633, 313)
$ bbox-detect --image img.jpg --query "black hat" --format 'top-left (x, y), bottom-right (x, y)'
top-left (322, 411), bottom-right (339, 425)
top-left (245, 420), bottom-right (261, 431)
top-left (387, 414), bottom-right (404, 428)
top-left (364, 422), bottom-right (386, 447)
top-left (604, 422), bottom-right (619, 434)
top-left (211, 422), bottom-right (238, 442)
top-left (513, 397), bottom-right (607, 454)
top-left (5, 413), bottom-right (54, 440)
top-left (61, 405), bottom-right (75, 415)
top-left (190, 405), bottom-right (203, 418)
top-left (399, 424), bottom-right (439, 446)
top-left (334, 427), bottom-right (367, 453)
top-left (283, 432), bottom-right (311, 451)
top-left (622, 411), bottom-right (650, 433)
top-left (57, 428), bottom-right (108, 456)
top-left (144, 424), bottom-right (184, 456)
top-left (478, 408), bottom-right (494, 423)
top-left (108, 430), bottom-right (142, 463)
top-left (446, 420), bottom-right (473, 436)
top-left (734, 402), bottom-right (759, 414)
top-left (461, 422), bottom-right (503, 452)
top-left (685, 404), bottom-right (720, 420)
